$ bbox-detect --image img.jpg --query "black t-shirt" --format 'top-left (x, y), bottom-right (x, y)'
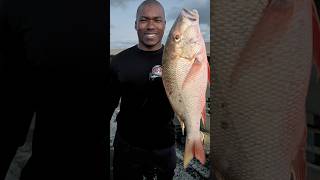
top-left (110, 45), bottom-right (175, 150)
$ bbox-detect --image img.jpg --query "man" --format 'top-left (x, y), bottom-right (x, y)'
top-left (109, 0), bottom-right (176, 179)
top-left (0, 0), bottom-right (108, 179)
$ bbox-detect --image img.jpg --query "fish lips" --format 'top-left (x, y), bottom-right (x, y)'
top-left (180, 8), bottom-right (199, 22)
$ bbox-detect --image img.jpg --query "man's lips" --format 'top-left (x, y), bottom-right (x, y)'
top-left (144, 33), bottom-right (158, 38)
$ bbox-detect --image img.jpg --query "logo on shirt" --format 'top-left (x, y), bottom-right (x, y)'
top-left (149, 65), bottom-right (162, 81)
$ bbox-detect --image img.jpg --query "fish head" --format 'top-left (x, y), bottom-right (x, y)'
top-left (164, 8), bottom-right (205, 63)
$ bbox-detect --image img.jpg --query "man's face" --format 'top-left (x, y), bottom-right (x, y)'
top-left (135, 4), bottom-right (166, 51)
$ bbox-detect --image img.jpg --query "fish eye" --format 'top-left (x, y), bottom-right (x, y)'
top-left (174, 34), bottom-right (181, 42)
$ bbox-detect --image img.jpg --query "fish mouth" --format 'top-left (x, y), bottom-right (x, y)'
top-left (181, 8), bottom-right (199, 22)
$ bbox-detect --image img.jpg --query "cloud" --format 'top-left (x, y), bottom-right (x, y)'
top-left (165, 0), bottom-right (210, 42)
top-left (110, 0), bottom-right (134, 8)
top-left (200, 24), bottom-right (210, 42)
top-left (166, 6), bottom-right (181, 22)
top-left (110, 40), bottom-right (137, 49)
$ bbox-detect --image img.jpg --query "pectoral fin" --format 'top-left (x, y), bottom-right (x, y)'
top-left (176, 115), bottom-right (185, 136)
top-left (182, 57), bottom-right (202, 89)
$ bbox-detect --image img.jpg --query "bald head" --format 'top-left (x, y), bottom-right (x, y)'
top-left (136, 0), bottom-right (165, 21)
top-left (135, 0), bottom-right (166, 51)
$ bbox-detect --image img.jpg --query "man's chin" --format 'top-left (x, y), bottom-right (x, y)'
top-left (141, 42), bottom-right (161, 48)
top-left (143, 41), bottom-right (158, 46)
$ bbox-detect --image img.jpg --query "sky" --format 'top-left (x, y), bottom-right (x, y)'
top-left (110, 0), bottom-right (210, 50)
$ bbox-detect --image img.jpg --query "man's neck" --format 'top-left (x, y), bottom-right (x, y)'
top-left (137, 44), bottom-right (162, 51)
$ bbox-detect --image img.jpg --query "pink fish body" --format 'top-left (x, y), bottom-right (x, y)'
top-left (162, 8), bottom-right (210, 168)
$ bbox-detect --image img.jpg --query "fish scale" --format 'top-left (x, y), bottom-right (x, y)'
top-left (162, 8), bottom-right (209, 168)
top-left (211, 0), bottom-right (313, 179)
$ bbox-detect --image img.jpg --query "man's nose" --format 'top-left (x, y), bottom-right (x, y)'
top-left (146, 20), bottom-right (156, 30)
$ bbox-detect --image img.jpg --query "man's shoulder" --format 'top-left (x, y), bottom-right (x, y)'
top-left (110, 45), bottom-right (137, 70)
top-left (112, 45), bottom-right (137, 60)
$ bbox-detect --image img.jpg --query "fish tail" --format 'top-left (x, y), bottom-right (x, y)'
top-left (183, 137), bottom-right (206, 168)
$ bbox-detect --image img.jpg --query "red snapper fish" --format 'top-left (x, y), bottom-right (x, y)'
top-left (162, 8), bottom-right (210, 168)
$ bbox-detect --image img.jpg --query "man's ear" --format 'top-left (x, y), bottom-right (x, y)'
top-left (135, 21), bottom-right (137, 31)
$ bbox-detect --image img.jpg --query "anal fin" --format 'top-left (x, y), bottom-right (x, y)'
top-left (176, 115), bottom-right (185, 136)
